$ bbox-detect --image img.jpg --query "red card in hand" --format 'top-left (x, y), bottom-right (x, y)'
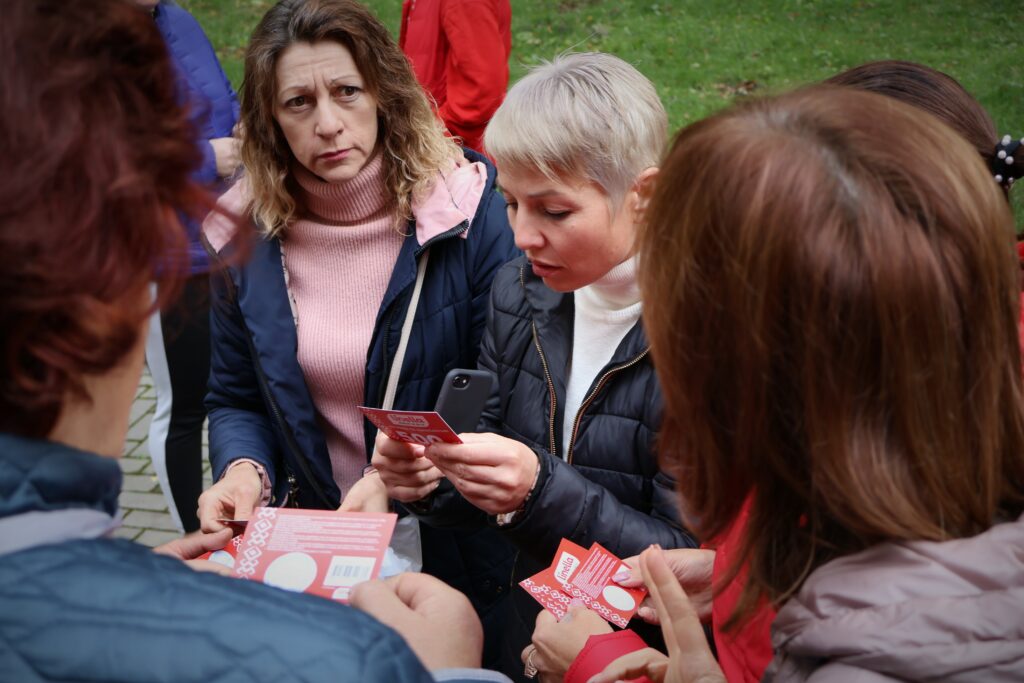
top-left (198, 533), bottom-right (245, 566)
top-left (561, 542), bottom-right (646, 628)
top-left (519, 538), bottom-right (647, 628)
top-left (519, 538), bottom-right (586, 621)
top-left (358, 407), bottom-right (463, 445)
top-left (231, 507), bottom-right (397, 603)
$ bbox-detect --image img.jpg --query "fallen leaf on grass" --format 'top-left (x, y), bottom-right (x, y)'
top-left (714, 80), bottom-right (761, 97)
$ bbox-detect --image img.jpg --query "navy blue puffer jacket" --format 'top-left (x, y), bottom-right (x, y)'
top-left (0, 434), bottom-right (434, 683)
top-left (204, 150), bottom-right (520, 662)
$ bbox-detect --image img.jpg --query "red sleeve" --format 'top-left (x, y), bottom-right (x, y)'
top-left (564, 630), bottom-right (653, 683)
top-left (438, 0), bottom-right (510, 152)
top-left (711, 497), bottom-right (776, 683)
top-left (398, 0), bottom-right (413, 49)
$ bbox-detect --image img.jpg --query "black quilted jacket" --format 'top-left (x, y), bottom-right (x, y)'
top-left (413, 257), bottom-right (698, 679)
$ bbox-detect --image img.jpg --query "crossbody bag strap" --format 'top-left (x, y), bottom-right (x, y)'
top-left (382, 248), bottom-right (430, 410)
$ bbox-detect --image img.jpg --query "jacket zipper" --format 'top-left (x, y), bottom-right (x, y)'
top-left (565, 349), bottom-right (649, 465)
top-left (217, 266), bottom-right (334, 509)
top-left (530, 320), bottom-right (558, 459)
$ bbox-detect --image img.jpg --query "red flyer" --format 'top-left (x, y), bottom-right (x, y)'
top-left (520, 538), bottom-right (587, 621)
top-left (520, 538), bottom-right (647, 628)
top-left (561, 542), bottom-right (646, 628)
top-left (358, 406), bottom-right (463, 445)
top-left (230, 507), bottom-right (397, 603)
top-left (198, 532), bottom-right (245, 567)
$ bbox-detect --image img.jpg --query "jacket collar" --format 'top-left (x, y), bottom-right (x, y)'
top-left (204, 148), bottom-right (494, 255)
top-left (0, 433), bottom-right (121, 520)
top-left (517, 259), bottom-right (651, 365)
top-left (373, 148), bottom-right (497, 326)
top-left (410, 158), bottom-right (487, 245)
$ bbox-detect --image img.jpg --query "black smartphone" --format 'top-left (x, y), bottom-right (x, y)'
top-left (434, 368), bottom-right (495, 434)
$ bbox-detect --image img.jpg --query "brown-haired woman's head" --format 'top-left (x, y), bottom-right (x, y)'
top-left (0, 0), bottom-right (199, 442)
top-left (240, 0), bottom-right (460, 235)
top-left (640, 86), bottom-right (1024, 625)
top-left (827, 60), bottom-right (1023, 194)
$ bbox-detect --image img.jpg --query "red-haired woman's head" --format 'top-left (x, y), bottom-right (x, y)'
top-left (0, 0), bottom-right (205, 438)
top-left (640, 86), bottom-right (1024, 625)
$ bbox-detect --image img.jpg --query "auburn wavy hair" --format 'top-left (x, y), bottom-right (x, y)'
top-left (240, 0), bottom-right (460, 235)
top-left (0, 0), bottom-right (203, 438)
top-left (640, 87), bottom-right (1024, 627)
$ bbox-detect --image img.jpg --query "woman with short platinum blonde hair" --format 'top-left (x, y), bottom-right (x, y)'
top-left (373, 51), bottom-right (698, 681)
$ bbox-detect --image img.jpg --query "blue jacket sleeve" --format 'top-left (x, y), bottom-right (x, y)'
top-left (206, 263), bottom-right (282, 489)
top-left (401, 172), bottom-right (517, 528)
top-left (158, 4), bottom-right (238, 186)
top-left (196, 140), bottom-right (219, 186)
top-left (402, 294), bottom-right (500, 528)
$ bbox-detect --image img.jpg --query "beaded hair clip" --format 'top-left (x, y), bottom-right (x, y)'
top-left (992, 134), bottom-right (1023, 188)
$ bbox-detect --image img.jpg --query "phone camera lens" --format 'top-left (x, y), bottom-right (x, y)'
top-left (453, 374), bottom-right (470, 389)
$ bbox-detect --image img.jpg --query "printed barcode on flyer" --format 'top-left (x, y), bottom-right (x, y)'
top-left (323, 555), bottom-right (376, 587)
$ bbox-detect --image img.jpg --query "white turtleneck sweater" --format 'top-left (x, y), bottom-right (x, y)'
top-left (562, 256), bottom-right (643, 457)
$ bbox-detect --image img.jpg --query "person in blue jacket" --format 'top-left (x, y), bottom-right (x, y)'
top-left (137, 0), bottom-right (241, 533)
top-left (195, 0), bottom-right (519, 665)
top-left (0, 3), bottom-right (509, 681)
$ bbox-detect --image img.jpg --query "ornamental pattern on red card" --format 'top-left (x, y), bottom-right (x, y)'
top-left (519, 538), bottom-right (647, 628)
top-left (231, 508), bottom-right (397, 603)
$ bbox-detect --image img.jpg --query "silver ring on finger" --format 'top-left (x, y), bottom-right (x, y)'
top-left (523, 645), bottom-right (538, 679)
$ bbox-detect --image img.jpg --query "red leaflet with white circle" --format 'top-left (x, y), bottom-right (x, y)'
top-left (358, 406), bottom-right (463, 445)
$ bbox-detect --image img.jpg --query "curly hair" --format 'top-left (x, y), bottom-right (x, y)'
top-left (241, 0), bottom-right (460, 235)
top-left (0, 0), bottom-right (202, 438)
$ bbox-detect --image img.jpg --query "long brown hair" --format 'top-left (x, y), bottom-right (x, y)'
top-left (640, 87), bottom-right (1024, 626)
top-left (240, 0), bottom-right (459, 235)
top-left (826, 60), bottom-right (1023, 196)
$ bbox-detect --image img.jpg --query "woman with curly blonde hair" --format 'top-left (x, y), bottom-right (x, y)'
top-left (198, 0), bottom-right (518, 637)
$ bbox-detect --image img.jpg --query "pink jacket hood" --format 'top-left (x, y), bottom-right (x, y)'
top-left (203, 158), bottom-right (487, 253)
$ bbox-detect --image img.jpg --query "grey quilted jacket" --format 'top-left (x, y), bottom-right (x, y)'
top-left (766, 514), bottom-right (1024, 682)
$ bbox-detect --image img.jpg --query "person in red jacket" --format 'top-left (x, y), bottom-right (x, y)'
top-left (399, 0), bottom-right (511, 154)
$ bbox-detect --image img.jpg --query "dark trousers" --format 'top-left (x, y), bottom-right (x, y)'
top-left (145, 274), bottom-right (210, 533)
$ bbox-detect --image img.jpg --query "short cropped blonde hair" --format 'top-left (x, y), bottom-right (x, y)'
top-left (485, 52), bottom-right (667, 205)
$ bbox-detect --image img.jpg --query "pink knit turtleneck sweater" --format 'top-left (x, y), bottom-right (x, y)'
top-left (285, 154), bottom-right (403, 498)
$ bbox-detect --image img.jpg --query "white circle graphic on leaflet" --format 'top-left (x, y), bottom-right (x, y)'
top-left (263, 552), bottom-right (318, 592)
top-left (602, 585), bottom-right (636, 611)
top-left (208, 550), bottom-right (235, 569)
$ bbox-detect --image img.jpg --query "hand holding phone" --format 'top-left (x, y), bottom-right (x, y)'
top-left (433, 369), bottom-right (495, 434)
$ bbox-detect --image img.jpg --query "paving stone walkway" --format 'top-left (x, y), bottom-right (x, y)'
top-left (116, 368), bottom-right (212, 547)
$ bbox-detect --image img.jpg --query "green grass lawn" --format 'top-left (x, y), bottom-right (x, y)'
top-left (182, 0), bottom-right (1024, 220)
